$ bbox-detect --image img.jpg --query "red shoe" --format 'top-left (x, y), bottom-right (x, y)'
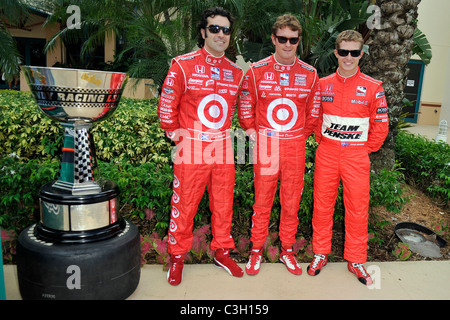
top-left (279, 247), bottom-right (302, 275)
top-left (348, 262), bottom-right (373, 286)
top-left (246, 249), bottom-right (263, 275)
top-left (214, 248), bottom-right (244, 277)
top-left (307, 254), bottom-right (328, 276)
top-left (167, 254), bottom-right (185, 286)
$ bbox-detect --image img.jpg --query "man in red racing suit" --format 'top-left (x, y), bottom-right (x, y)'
top-left (239, 15), bottom-right (321, 276)
top-left (307, 30), bottom-right (389, 286)
top-left (158, 8), bottom-right (244, 285)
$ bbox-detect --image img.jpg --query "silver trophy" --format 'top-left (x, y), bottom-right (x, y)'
top-left (17, 66), bottom-right (140, 300)
top-left (21, 66), bottom-right (128, 236)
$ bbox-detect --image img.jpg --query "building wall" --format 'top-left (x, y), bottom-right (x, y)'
top-left (8, 14), bottom-right (63, 67)
top-left (416, 0), bottom-right (450, 126)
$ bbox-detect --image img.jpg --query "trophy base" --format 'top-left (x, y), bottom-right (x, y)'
top-left (16, 220), bottom-right (140, 300)
top-left (39, 180), bottom-right (119, 234)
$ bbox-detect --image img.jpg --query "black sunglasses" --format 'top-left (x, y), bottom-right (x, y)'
top-left (275, 36), bottom-right (300, 45)
top-left (207, 25), bottom-right (232, 35)
top-left (337, 49), bottom-right (362, 57)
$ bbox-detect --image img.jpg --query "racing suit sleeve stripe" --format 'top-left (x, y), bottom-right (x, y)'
top-left (367, 86), bottom-right (389, 153)
top-left (157, 59), bottom-right (184, 131)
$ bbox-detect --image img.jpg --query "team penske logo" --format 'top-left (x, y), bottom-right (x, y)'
top-left (197, 94), bottom-right (228, 129)
top-left (324, 124), bottom-right (363, 140)
top-left (266, 98), bottom-right (298, 131)
top-left (322, 114), bottom-right (369, 142)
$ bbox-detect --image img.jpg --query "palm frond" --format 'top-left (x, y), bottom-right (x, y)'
top-left (412, 28), bottom-right (432, 65)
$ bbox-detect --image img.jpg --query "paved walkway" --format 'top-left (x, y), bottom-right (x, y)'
top-left (3, 261), bottom-right (450, 300)
top-left (405, 124), bottom-right (449, 142)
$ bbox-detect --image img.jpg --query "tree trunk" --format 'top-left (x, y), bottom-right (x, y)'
top-left (361, 0), bottom-right (421, 173)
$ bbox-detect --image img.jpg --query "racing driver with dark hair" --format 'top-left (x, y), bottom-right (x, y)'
top-left (158, 7), bottom-right (244, 286)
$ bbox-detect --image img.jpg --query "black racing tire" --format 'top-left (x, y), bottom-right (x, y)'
top-left (16, 219), bottom-right (141, 300)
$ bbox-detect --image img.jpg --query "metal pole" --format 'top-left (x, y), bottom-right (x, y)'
top-left (0, 228), bottom-right (6, 300)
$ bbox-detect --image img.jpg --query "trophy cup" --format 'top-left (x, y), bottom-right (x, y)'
top-left (16, 67), bottom-right (140, 300)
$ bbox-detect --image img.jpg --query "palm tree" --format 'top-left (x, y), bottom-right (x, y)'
top-left (360, 0), bottom-right (430, 172)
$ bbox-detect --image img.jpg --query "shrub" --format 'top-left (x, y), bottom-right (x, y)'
top-left (0, 90), bottom-right (61, 160)
top-left (0, 154), bottom-right (59, 233)
top-left (370, 163), bottom-right (408, 213)
top-left (392, 242), bottom-right (412, 261)
top-left (0, 90), bottom-right (172, 165)
top-left (91, 98), bottom-right (172, 165)
top-left (98, 160), bottom-right (174, 233)
top-left (395, 131), bottom-right (450, 206)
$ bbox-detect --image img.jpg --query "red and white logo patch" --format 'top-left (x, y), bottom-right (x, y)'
top-left (266, 98), bottom-right (298, 131)
top-left (197, 94), bottom-right (228, 129)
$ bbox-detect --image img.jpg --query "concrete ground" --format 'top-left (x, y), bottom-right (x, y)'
top-left (3, 261), bottom-right (450, 300)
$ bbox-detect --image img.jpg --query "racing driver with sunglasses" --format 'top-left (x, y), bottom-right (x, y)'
top-left (239, 14), bottom-right (321, 276)
top-left (307, 30), bottom-right (389, 285)
top-left (158, 7), bottom-right (244, 285)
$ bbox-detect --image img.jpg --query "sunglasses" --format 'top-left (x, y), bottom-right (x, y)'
top-left (337, 49), bottom-right (362, 57)
top-left (207, 25), bottom-right (232, 35)
top-left (275, 36), bottom-right (300, 45)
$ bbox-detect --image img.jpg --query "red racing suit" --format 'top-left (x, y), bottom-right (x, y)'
top-left (312, 68), bottom-right (389, 263)
top-left (238, 55), bottom-right (321, 249)
top-left (158, 47), bottom-right (243, 255)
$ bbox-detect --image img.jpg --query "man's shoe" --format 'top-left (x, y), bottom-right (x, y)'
top-left (307, 254), bottom-right (328, 276)
top-left (348, 262), bottom-right (373, 286)
top-left (167, 254), bottom-right (185, 286)
top-left (279, 247), bottom-right (302, 275)
top-left (214, 248), bottom-right (244, 277)
top-left (246, 249), bottom-right (263, 275)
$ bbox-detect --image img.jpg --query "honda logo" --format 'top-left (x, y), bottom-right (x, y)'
top-left (325, 84), bottom-right (334, 92)
top-left (264, 72), bottom-right (275, 81)
top-left (195, 65), bottom-right (205, 74)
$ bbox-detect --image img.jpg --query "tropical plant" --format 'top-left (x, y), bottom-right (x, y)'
top-left (0, 0), bottom-right (29, 82)
top-left (392, 242), bottom-right (412, 260)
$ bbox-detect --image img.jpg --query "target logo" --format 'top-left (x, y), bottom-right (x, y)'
top-left (197, 94), bottom-right (228, 129)
top-left (267, 98), bottom-right (298, 131)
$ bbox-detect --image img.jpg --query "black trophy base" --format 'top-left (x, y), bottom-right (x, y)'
top-left (16, 219), bottom-right (141, 300)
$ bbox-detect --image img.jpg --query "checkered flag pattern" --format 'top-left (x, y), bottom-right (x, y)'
top-left (74, 128), bottom-right (94, 183)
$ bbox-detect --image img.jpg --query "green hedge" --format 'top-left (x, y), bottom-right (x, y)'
top-left (395, 130), bottom-right (450, 206)
top-left (0, 90), bottom-right (172, 165)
